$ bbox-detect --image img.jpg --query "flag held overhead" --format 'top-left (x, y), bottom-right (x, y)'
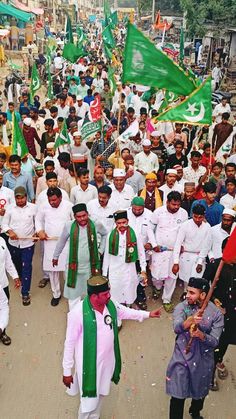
top-left (155, 77), bottom-right (212, 126)
top-left (122, 23), bottom-right (196, 96)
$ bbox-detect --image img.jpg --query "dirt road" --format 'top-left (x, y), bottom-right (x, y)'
top-left (1, 246), bottom-right (235, 419)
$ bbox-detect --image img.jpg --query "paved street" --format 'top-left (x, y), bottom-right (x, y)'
top-left (1, 245), bottom-right (236, 419)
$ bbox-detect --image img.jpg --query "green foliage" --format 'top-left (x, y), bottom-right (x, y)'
top-left (180, 0), bottom-right (236, 37)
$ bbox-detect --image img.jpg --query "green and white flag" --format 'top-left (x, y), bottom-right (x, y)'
top-left (108, 67), bottom-right (116, 95)
top-left (104, 43), bottom-right (113, 60)
top-left (30, 63), bottom-right (41, 102)
top-left (108, 11), bottom-right (118, 28)
top-left (158, 90), bottom-right (179, 113)
top-left (104, 0), bottom-right (111, 25)
top-left (156, 77), bottom-right (212, 126)
top-left (81, 119), bottom-right (102, 141)
top-left (102, 24), bottom-right (115, 49)
top-left (65, 15), bottom-right (73, 44)
top-left (122, 23), bottom-right (196, 96)
top-left (118, 120), bottom-right (139, 143)
top-left (76, 26), bottom-right (86, 46)
top-left (12, 113), bottom-right (29, 158)
top-left (47, 72), bottom-right (54, 99)
top-left (54, 120), bottom-right (71, 149)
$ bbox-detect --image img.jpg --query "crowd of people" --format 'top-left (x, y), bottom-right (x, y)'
top-left (0, 20), bottom-right (236, 419)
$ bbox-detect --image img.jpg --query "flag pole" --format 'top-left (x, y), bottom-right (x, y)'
top-left (185, 259), bottom-right (225, 354)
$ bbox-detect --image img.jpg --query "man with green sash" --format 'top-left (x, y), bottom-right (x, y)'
top-left (102, 210), bottom-right (147, 307)
top-left (62, 275), bottom-right (161, 419)
top-left (52, 203), bottom-right (107, 309)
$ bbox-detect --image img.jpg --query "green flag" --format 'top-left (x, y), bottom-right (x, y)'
top-left (158, 90), bottom-right (179, 113)
top-left (76, 26), bottom-right (87, 46)
top-left (104, 43), bottom-right (113, 60)
top-left (65, 15), bottom-right (73, 44)
top-left (122, 23), bottom-right (196, 96)
top-left (12, 113), bottom-right (29, 158)
top-left (141, 87), bottom-right (157, 102)
top-left (81, 119), bottom-right (102, 141)
top-left (62, 43), bottom-right (86, 63)
top-left (47, 72), bottom-right (54, 99)
top-left (102, 24), bottom-right (115, 49)
top-left (156, 77), bottom-right (212, 126)
top-left (54, 120), bottom-right (71, 149)
top-left (108, 66), bottom-right (116, 95)
top-left (104, 0), bottom-right (111, 25)
top-left (30, 63), bottom-right (41, 102)
top-left (109, 11), bottom-right (118, 28)
top-left (179, 28), bottom-right (184, 65)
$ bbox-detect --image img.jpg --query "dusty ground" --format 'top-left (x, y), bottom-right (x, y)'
top-left (0, 245), bottom-right (236, 419)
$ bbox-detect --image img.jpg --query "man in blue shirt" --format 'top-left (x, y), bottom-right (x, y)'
top-left (191, 182), bottom-right (224, 226)
top-left (3, 155), bottom-right (35, 202)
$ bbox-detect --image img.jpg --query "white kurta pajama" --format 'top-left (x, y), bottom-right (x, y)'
top-left (35, 200), bottom-right (73, 298)
top-left (148, 206), bottom-right (188, 303)
top-left (173, 219), bottom-right (211, 284)
top-left (63, 300), bottom-right (149, 418)
top-left (102, 230), bottom-right (146, 304)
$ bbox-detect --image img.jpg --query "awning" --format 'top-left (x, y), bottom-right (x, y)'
top-left (0, 3), bottom-right (33, 22)
top-left (12, 1), bottom-right (44, 16)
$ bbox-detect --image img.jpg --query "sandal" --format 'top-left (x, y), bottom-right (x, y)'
top-left (38, 278), bottom-right (49, 288)
top-left (152, 287), bottom-right (161, 300)
top-left (216, 363), bottom-right (228, 379)
top-left (163, 303), bottom-right (174, 313)
top-left (22, 295), bottom-right (31, 306)
top-left (210, 378), bottom-right (219, 391)
top-left (0, 332), bottom-right (11, 346)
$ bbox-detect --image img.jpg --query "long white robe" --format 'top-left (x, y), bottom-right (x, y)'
top-left (35, 200), bottom-right (73, 271)
top-left (148, 206), bottom-right (188, 279)
top-left (102, 230), bottom-right (146, 304)
top-left (172, 219), bottom-right (211, 283)
top-left (62, 300), bottom-right (149, 413)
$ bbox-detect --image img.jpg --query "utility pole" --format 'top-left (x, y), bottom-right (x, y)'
top-left (152, 0), bottom-right (156, 23)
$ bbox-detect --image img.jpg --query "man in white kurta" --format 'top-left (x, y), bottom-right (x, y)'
top-left (0, 286), bottom-right (9, 339)
top-left (87, 185), bottom-right (116, 233)
top-left (109, 169), bottom-right (135, 211)
top-left (148, 191), bottom-right (188, 312)
top-left (102, 210), bottom-right (146, 305)
top-left (62, 276), bottom-right (161, 419)
top-left (35, 187), bottom-right (73, 306)
top-left (207, 208), bottom-right (235, 261)
top-left (159, 169), bottom-right (184, 204)
top-left (172, 204), bottom-right (211, 293)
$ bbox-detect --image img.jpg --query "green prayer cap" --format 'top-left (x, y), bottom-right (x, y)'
top-left (87, 275), bottom-right (110, 295)
top-left (72, 203), bottom-right (87, 214)
top-left (131, 197), bottom-right (145, 207)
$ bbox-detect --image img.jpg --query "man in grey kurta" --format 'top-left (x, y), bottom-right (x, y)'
top-left (52, 203), bottom-right (107, 309)
top-left (166, 277), bottom-right (224, 419)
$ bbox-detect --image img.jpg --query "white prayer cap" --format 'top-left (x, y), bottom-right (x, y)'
top-left (73, 131), bottom-right (82, 137)
top-left (76, 95), bottom-right (83, 101)
top-left (46, 142), bottom-right (55, 148)
top-left (142, 139), bottom-right (151, 146)
top-left (223, 208), bottom-right (236, 217)
top-left (113, 168), bottom-right (126, 177)
top-left (151, 130), bottom-right (162, 137)
top-left (166, 169), bottom-right (177, 175)
top-left (23, 117), bottom-right (31, 127)
top-left (136, 85), bottom-right (150, 92)
top-left (45, 98), bottom-right (51, 103)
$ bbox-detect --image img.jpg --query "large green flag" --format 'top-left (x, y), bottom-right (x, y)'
top-left (76, 26), bottom-right (87, 46)
top-left (54, 120), bottom-right (71, 149)
top-left (108, 66), bottom-right (116, 95)
top-left (102, 24), bottom-right (115, 49)
top-left (12, 113), bottom-right (29, 158)
top-left (30, 62), bottom-right (41, 102)
top-left (81, 119), bottom-right (102, 141)
top-left (62, 43), bottom-right (86, 63)
top-left (156, 77), bottom-right (212, 126)
top-left (122, 23), bottom-right (196, 96)
top-left (65, 15), bottom-right (73, 44)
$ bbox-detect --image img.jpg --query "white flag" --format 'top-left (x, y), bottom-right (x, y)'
top-left (118, 120), bottom-right (139, 143)
top-left (216, 127), bottom-right (236, 163)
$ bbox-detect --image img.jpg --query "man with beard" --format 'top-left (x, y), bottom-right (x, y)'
top-left (166, 277), bottom-right (223, 419)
